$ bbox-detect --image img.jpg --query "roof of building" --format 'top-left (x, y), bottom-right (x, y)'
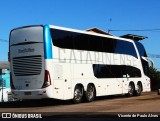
top-left (86, 28), bottom-right (113, 36)
top-left (0, 61), bottom-right (10, 69)
top-left (121, 34), bottom-right (148, 41)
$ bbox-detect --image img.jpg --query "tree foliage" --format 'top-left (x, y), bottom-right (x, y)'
top-left (149, 66), bottom-right (160, 90)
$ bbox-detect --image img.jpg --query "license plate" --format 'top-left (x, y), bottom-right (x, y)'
top-left (24, 92), bottom-right (31, 95)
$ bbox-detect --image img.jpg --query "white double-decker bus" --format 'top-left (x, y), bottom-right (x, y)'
top-left (9, 25), bottom-right (150, 103)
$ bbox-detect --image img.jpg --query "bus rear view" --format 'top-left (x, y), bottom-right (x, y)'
top-left (9, 24), bottom-right (151, 104)
top-left (9, 25), bottom-right (53, 99)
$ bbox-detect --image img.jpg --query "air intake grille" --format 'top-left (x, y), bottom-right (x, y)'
top-left (13, 55), bottom-right (42, 76)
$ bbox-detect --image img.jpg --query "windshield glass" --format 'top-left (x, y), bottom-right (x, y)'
top-left (135, 41), bottom-right (147, 57)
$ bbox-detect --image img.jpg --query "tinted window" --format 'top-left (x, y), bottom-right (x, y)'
top-left (135, 41), bottom-right (149, 76)
top-left (93, 64), bottom-right (141, 78)
top-left (141, 59), bottom-right (149, 76)
top-left (89, 36), bottom-right (103, 52)
top-left (51, 29), bottom-right (137, 58)
top-left (103, 38), bottom-right (116, 53)
top-left (135, 41), bottom-right (147, 57)
top-left (125, 66), bottom-right (141, 77)
top-left (93, 64), bottom-right (118, 78)
top-left (50, 29), bottom-right (74, 49)
top-left (115, 40), bottom-right (137, 58)
top-left (74, 34), bottom-right (89, 50)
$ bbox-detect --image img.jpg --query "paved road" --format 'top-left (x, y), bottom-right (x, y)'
top-left (0, 91), bottom-right (160, 118)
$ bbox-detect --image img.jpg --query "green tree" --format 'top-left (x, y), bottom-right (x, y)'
top-left (149, 66), bottom-right (160, 90)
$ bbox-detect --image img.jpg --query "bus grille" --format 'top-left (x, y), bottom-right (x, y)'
top-left (12, 55), bottom-right (42, 76)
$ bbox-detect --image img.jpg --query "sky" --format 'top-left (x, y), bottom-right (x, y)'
top-left (0, 0), bottom-right (160, 69)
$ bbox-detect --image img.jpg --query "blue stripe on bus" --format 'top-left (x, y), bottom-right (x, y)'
top-left (44, 25), bottom-right (53, 59)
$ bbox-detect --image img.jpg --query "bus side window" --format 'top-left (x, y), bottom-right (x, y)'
top-left (142, 59), bottom-right (149, 76)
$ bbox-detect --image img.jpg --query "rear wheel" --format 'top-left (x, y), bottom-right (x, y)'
top-left (126, 83), bottom-right (135, 97)
top-left (73, 85), bottom-right (83, 104)
top-left (85, 84), bottom-right (95, 102)
top-left (134, 82), bottom-right (142, 96)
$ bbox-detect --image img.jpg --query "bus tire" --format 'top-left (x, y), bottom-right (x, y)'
top-left (85, 84), bottom-right (95, 102)
top-left (134, 82), bottom-right (142, 96)
top-left (73, 85), bottom-right (83, 104)
top-left (126, 82), bottom-right (135, 97)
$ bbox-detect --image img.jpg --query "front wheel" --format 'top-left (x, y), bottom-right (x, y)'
top-left (73, 85), bottom-right (83, 104)
top-left (126, 83), bottom-right (135, 97)
top-left (85, 84), bottom-right (95, 102)
top-left (134, 83), bottom-right (142, 96)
